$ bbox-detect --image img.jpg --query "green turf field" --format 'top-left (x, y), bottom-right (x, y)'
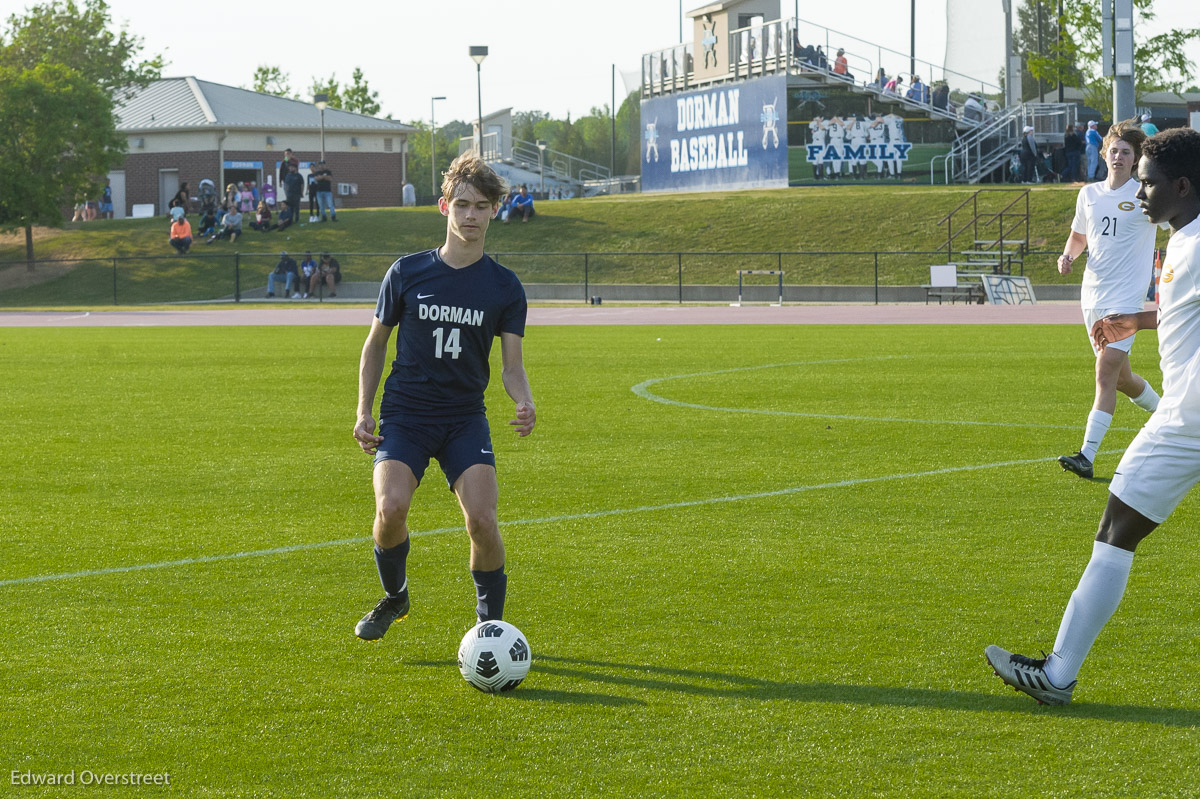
top-left (3, 323), bottom-right (1198, 797)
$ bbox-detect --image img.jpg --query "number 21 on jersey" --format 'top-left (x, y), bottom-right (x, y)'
top-left (432, 327), bottom-right (462, 359)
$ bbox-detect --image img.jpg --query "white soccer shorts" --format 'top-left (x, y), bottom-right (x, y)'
top-left (1111, 426), bottom-right (1200, 524)
top-left (1084, 307), bottom-right (1140, 355)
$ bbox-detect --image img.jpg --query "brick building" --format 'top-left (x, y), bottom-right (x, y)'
top-left (108, 77), bottom-right (415, 218)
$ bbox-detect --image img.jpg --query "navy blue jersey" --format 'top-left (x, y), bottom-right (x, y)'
top-left (376, 248), bottom-right (526, 418)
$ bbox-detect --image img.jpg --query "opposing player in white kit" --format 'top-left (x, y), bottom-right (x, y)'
top-left (1056, 120), bottom-right (1162, 479)
top-left (986, 127), bottom-right (1200, 705)
top-left (809, 115), bottom-right (827, 180)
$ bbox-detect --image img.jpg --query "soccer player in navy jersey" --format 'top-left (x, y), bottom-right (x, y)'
top-left (351, 153), bottom-right (536, 641)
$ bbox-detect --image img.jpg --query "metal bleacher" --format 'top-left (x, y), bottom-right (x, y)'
top-left (643, 15), bottom-right (1077, 184)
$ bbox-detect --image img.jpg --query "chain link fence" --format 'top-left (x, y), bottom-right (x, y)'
top-left (1, 249), bottom-right (1067, 307)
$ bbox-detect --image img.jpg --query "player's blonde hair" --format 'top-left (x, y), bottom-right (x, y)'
top-left (440, 153), bottom-right (507, 206)
top-left (1102, 118), bottom-right (1147, 162)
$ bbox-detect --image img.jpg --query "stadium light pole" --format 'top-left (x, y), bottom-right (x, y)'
top-left (313, 92), bottom-right (329, 161)
top-left (430, 96), bottom-right (446, 200)
top-left (536, 139), bottom-right (547, 193)
top-left (469, 46), bottom-right (488, 155)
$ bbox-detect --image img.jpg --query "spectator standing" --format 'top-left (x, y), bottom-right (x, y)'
top-left (1063, 123), bottom-right (1083, 182)
top-left (906, 75), bottom-right (929, 104)
top-left (169, 216), bottom-right (193, 254)
top-left (884, 74), bottom-right (902, 96)
top-left (1019, 125), bottom-right (1039, 182)
top-left (402, 180), bottom-right (416, 207)
top-left (268, 251), bottom-right (299, 298)
top-left (239, 182), bottom-right (255, 213)
top-left (279, 148), bottom-right (299, 186)
top-left (282, 164), bottom-right (304, 221)
top-left (508, 186), bottom-right (535, 223)
top-left (1086, 120), bottom-right (1103, 181)
top-left (314, 161), bottom-right (337, 222)
top-left (261, 177), bottom-right (276, 207)
top-left (170, 181), bottom-right (191, 218)
top-left (307, 167), bottom-right (319, 222)
top-left (99, 181), bottom-right (113, 219)
top-left (224, 183), bottom-right (239, 210)
top-left (299, 252), bottom-right (318, 298)
top-left (832, 48), bottom-right (853, 81)
top-left (1139, 113), bottom-right (1159, 137)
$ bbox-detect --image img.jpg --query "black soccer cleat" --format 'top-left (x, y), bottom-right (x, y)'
top-left (1058, 451), bottom-right (1094, 479)
top-left (354, 593), bottom-right (410, 641)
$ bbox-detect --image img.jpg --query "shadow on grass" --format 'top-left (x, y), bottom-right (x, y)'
top-left (408, 660), bottom-right (645, 707)
top-left (531, 655), bottom-right (1200, 727)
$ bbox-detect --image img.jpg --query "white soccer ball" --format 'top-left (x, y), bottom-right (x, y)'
top-left (457, 620), bottom-right (531, 693)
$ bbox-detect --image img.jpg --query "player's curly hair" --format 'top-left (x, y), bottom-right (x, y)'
top-left (440, 152), bottom-right (507, 205)
top-left (1101, 118), bottom-right (1147, 162)
top-left (1141, 127), bottom-right (1200, 190)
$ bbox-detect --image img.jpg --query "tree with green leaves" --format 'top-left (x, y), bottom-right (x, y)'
top-left (0, 0), bottom-right (161, 267)
top-left (1026, 0), bottom-right (1200, 113)
top-left (343, 67), bottom-right (381, 116)
top-left (250, 65), bottom-right (296, 98)
top-left (308, 68), bottom-right (381, 116)
top-left (0, 0), bottom-right (162, 96)
top-left (0, 64), bottom-right (126, 269)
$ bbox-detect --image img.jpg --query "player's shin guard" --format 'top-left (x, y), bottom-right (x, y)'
top-left (374, 538), bottom-right (410, 598)
top-left (472, 566), bottom-right (507, 622)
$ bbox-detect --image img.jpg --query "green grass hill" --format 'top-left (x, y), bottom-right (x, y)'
top-left (0, 184), bottom-right (1157, 306)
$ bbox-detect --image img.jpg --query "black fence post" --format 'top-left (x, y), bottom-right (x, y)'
top-left (678, 252), bottom-right (683, 304)
top-left (112, 258), bottom-right (117, 305)
top-left (583, 253), bottom-right (589, 303)
top-left (874, 252), bottom-right (879, 305)
top-left (235, 253), bottom-right (241, 302)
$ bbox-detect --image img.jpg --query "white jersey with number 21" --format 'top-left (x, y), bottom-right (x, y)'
top-left (1071, 179), bottom-right (1159, 311)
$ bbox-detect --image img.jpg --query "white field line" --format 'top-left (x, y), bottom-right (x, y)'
top-left (0, 451), bottom-right (1120, 588)
top-left (631, 358), bottom-right (1140, 432)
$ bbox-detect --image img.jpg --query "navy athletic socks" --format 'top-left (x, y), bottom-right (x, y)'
top-left (374, 538), bottom-right (410, 598)
top-left (471, 566), bottom-right (507, 622)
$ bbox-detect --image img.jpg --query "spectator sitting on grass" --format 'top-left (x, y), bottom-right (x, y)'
top-left (268, 251), bottom-right (299, 298)
top-left (169, 216), bottom-right (193, 254)
top-left (197, 207), bottom-right (217, 237)
top-left (309, 252), bottom-right (341, 297)
top-left (273, 200), bottom-right (294, 232)
top-left (206, 207), bottom-right (242, 244)
top-left (508, 185), bottom-right (535, 223)
top-left (249, 200), bottom-right (273, 232)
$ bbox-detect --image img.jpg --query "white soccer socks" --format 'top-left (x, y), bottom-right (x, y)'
top-left (1044, 540), bottom-right (1135, 687)
top-left (1080, 410), bottom-right (1113, 462)
top-left (1130, 381), bottom-right (1160, 412)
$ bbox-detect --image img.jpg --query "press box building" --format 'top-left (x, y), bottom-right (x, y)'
top-left (108, 77), bottom-right (415, 218)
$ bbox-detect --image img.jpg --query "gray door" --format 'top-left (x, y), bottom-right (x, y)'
top-left (159, 169), bottom-right (179, 215)
top-left (106, 170), bottom-right (126, 219)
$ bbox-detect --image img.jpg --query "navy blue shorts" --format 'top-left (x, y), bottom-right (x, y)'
top-left (374, 414), bottom-right (496, 489)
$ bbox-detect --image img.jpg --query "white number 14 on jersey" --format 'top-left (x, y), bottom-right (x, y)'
top-left (432, 327), bottom-right (462, 359)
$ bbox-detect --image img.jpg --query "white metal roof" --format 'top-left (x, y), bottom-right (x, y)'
top-left (115, 77), bottom-right (415, 133)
